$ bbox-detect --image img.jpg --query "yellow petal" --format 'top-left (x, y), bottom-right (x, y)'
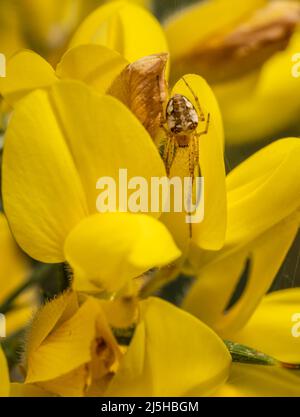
top-left (10, 383), bottom-right (53, 397)
top-left (49, 80), bottom-right (166, 214)
top-left (37, 366), bottom-right (87, 397)
top-left (160, 74), bottom-right (226, 251)
top-left (65, 213), bottom-right (181, 293)
top-left (25, 291), bottom-right (121, 396)
top-left (70, 1), bottom-right (168, 63)
top-left (0, 346), bottom-right (9, 397)
top-left (215, 364), bottom-right (300, 397)
top-left (3, 79), bottom-right (168, 265)
top-left (0, 213), bottom-right (35, 334)
top-left (56, 44), bottom-right (128, 94)
top-left (232, 289), bottom-right (300, 364)
top-left (0, 213), bottom-right (30, 304)
top-left (26, 291), bottom-right (79, 362)
top-left (0, 50), bottom-right (57, 107)
top-left (2, 86), bottom-right (89, 263)
top-left (26, 296), bottom-right (99, 384)
top-left (100, 296), bottom-right (138, 328)
top-left (106, 297), bottom-right (231, 396)
top-left (226, 138), bottom-right (300, 247)
top-left (184, 212), bottom-right (299, 338)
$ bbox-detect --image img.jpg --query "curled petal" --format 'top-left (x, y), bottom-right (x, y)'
top-left (70, 1), bottom-right (168, 63)
top-left (65, 213), bottom-right (181, 293)
top-left (0, 50), bottom-right (57, 106)
top-left (56, 44), bottom-right (129, 93)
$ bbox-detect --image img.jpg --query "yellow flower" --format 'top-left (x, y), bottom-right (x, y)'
top-left (19, 290), bottom-right (230, 396)
top-left (164, 0), bottom-right (300, 144)
top-left (0, 1), bottom-right (169, 114)
top-left (2, 80), bottom-right (180, 293)
top-left (0, 212), bottom-right (34, 336)
top-left (0, 2), bottom-right (227, 261)
top-left (0, 0), bottom-right (167, 105)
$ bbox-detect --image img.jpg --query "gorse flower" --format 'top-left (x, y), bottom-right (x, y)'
top-left (2, 80), bottom-right (181, 293)
top-left (0, 0), bottom-right (300, 398)
top-left (18, 290), bottom-right (231, 396)
top-left (0, 1), bottom-right (227, 259)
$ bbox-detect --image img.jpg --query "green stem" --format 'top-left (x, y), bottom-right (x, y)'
top-left (0, 263), bottom-right (55, 314)
top-left (225, 340), bottom-right (300, 369)
top-left (112, 327), bottom-right (300, 370)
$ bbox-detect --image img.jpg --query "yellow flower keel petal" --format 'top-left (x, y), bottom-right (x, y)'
top-left (65, 213), bottom-right (181, 293)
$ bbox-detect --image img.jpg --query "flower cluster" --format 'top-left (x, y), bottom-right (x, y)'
top-left (0, 0), bottom-right (299, 397)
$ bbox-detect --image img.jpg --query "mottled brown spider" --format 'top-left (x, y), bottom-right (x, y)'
top-left (160, 77), bottom-right (210, 180)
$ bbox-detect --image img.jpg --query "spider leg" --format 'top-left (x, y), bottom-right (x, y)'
top-left (167, 137), bottom-right (178, 176)
top-left (182, 76), bottom-right (205, 122)
top-left (187, 138), bottom-right (198, 238)
top-left (163, 135), bottom-right (171, 165)
top-left (162, 135), bottom-right (177, 176)
top-left (187, 133), bottom-right (203, 238)
top-left (196, 112), bottom-right (211, 137)
top-left (193, 133), bottom-right (201, 178)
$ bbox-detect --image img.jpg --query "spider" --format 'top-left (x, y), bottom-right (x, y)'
top-left (158, 77), bottom-right (211, 237)
top-left (160, 77), bottom-right (210, 179)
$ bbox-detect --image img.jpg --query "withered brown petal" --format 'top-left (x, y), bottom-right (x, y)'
top-left (172, 1), bottom-right (300, 83)
top-left (108, 53), bottom-right (169, 138)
